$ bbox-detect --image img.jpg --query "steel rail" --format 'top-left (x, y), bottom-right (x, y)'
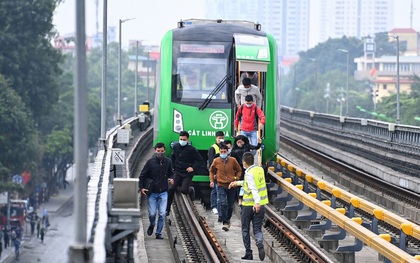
top-left (265, 206), bottom-right (334, 263)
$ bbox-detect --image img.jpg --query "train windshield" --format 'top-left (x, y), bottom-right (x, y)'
top-left (174, 57), bottom-right (227, 102)
top-left (171, 41), bottom-right (231, 107)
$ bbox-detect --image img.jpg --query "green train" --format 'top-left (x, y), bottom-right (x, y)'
top-left (154, 19), bottom-right (280, 198)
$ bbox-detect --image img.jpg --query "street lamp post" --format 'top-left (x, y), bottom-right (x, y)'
top-left (99, 0), bottom-right (108, 147)
top-left (118, 18), bottom-right (135, 125)
top-left (338, 49), bottom-right (349, 116)
top-left (134, 41), bottom-right (139, 116)
top-left (147, 51), bottom-right (150, 101)
top-left (309, 58), bottom-right (317, 111)
top-left (388, 35), bottom-right (401, 124)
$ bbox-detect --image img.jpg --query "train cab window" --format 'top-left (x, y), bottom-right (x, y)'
top-left (172, 57), bottom-right (228, 104)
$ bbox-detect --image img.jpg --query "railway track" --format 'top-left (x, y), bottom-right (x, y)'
top-left (264, 205), bottom-right (335, 263)
top-left (131, 130), bottom-right (338, 262)
top-left (169, 191), bottom-right (335, 262)
top-left (280, 134), bottom-right (420, 252)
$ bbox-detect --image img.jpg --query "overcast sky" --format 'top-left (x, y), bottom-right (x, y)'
top-left (53, 0), bottom-right (205, 46)
top-left (53, 0), bottom-right (420, 46)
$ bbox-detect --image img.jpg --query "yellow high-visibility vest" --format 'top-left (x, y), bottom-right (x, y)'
top-left (242, 166), bottom-right (268, 206)
top-left (211, 143), bottom-right (220, 154)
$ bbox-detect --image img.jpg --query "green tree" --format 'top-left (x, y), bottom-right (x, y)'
top-left (0, 0), bottom-right (63, 123)
top-left (0, 75), bottom-right (37, 192)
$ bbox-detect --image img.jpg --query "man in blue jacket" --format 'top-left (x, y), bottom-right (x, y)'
top-left (139, 142), bottom-right (174, 239)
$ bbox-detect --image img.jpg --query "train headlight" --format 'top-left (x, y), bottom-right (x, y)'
top-left (173, 109), bottom-right (183, 133)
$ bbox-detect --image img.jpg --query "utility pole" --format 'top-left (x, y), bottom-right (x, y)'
top-left (69, 0), bottom-right (93, 261)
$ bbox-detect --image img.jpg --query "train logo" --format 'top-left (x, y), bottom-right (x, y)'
top-left (209, 111), bottom-right (228, 129)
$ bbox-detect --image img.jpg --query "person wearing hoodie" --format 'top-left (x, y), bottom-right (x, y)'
top-left (232, 135), bottom-right (262, 206)
top-left (235, 77), bottom-right (262, 108)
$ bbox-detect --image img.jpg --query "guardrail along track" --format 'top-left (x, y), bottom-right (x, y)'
top-left (281, 135), bottom-right (420, 210)
top-left (280, 135), bottom-right (420, 251)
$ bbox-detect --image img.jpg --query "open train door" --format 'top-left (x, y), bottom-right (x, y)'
top-left (233, 34), bottom-right (271, 165)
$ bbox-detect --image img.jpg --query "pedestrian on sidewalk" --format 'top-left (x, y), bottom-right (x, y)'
top-left (14, 238), bottom-right (21, 260)
top-left (4, 226), bottom-right (9, 248)
top-left (0, 226), bottom-right (3, 258)
top-left (40, 225), bottom-right (46, 243)
top-left (36, 219), bottom-right (41, 238)
top-left (30, 213), bottom-right (37, 236)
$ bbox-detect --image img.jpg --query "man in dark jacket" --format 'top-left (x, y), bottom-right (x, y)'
top-left (139, 142), bottom-right (174, 239)
top-left (232, 135), bottom-right (262, 206)
top-left (166, 131), bottom-right (205, 216)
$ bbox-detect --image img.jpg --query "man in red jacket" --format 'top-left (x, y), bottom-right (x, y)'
top-left (234, 95), bottom-right (265, 147)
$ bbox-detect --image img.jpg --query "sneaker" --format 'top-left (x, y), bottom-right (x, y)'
top-left (156, 234), bottom-right (164, 239)
top-left (222, 224), bottom-right (230, 231)
top-left (189, 186), bottom-right (195, 200)
top-left (241, 254), bottom-right (253, 260)
top-left (147, 225), bottom-right (154, 236)
top-left (212, 208), bottom-right (218, 214)
top-left (258, 246), bottom-right (265, 261)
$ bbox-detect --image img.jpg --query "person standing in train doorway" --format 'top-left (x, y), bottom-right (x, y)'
top-left (139, 142), bottom-right (174, 239)
top-left (234, 95), bottom-right (265, 148)
top-left (166, 131), bottom-right (205, 216)
top-left (229, 152), bottom-right (268, 261)
top-left (235, 77), bottom-right (262, 108)
top-left (240, 71), bottom-right (259, 86)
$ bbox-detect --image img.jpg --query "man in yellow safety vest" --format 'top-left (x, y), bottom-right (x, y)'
top-left (229, 152), bottom-right (268, 261)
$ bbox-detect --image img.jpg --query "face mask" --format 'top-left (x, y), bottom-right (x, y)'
top-left (218, 139), bottom-right (224, 143)
top-left (228, 149), bottom-right (232, 154)
top-left (156, 152), bottom-right (164, 159)
top-left (179, 140), bottom-right (187, 146)
top-left (220, 153), bottom-right (228, 159)
top-left (237, 143), bottom-right (244, 148)
top-left (246, 103), bottom-right (253, 108)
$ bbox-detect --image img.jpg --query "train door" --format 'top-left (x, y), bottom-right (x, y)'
top-left (232, 33), bottom-right (270, 142)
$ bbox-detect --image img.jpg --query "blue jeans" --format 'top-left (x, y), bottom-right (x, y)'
top-left (217, 186), bottom-right (237, 224)
top-left (241, 130), bottom-right (258, 146)
top-left (241, 205), bottom-right (265, 255)
top-left (210, 179), bottom-right (218, 210)
top-left (147, 191), bottom-right (168, 235)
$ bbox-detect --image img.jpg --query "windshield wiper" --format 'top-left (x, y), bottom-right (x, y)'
top-left (198, 75), bottom-right (230, 110)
